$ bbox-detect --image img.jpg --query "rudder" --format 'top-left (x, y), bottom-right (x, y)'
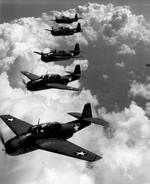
top-left (75, 13), bottom-right (78, 20)
top-left (76, 23), bottom-right (81, 32)
top-left (81, 103), bottom-right (92, 119)
top-left (73, 65), bottom-right (81, 76)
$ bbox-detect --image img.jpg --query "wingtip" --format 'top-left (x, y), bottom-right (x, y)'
top-left (0, 114), bottom-right (11, 120)
top-left (95, 154), bottom-right (103, 161)
top-left (88, 153), bottom-right (102, 162)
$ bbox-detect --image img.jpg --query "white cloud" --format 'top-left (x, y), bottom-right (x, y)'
top-left (94, 102), bottom-right (150, 184)
top-left (129, 81), bottom-right (150, 99)
top-left (115, 61), bottom-right (125, 68)
top-left (102, 74), bottom-right (109, 80)
top-left (117, 44), bottom-right (135, 55)
top-left (1, 2), bottom-right (150, 184)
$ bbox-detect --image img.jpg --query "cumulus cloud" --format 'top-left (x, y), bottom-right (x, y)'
top-left (117, 44), bottom-right (135, 55)
top-left (102, 74), bottom-right (109, 80)
top-left (115, 61), bottom-right (125, 68)
top-left (95, 102), bottom-right (150, 184)
top-left (129, 81), bottom-right (150, 100)
top-left (1, 2), bottom-right (150, 184)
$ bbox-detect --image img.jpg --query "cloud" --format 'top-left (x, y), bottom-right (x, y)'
top-left (1, 2), bottom-right (150, 184)
top-left (115, 61), bottom-right (125, 68)
top-left (117, 44), bottom-right (135, 55)
top-left (95, 102), bottom-right (150, 184)
top-left (129, 81), bottom-right (150, 100)
top-left (102, 74), bottom-right (109, 80)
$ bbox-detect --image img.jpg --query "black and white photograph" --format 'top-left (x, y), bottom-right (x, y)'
top-left (0, 0), bottom-right (150, 184)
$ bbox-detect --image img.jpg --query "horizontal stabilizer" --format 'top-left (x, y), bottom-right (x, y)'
top-left (34, 51), bottom-right (43, 55)
top-left (45, 29), bottom-right (52, 32)
top-left (68, 112), bottom-right (82, 119)
top-left (83, 118), bottom-right (109, 127)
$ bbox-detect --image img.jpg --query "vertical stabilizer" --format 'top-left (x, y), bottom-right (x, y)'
top-left (81, 103), bottom-right (92, 119)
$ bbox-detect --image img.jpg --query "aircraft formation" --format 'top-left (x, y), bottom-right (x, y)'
top-left (0, 13), bottom-right (109, 162)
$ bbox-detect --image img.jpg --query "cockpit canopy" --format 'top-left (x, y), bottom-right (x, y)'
top-left (28, 122), bottom-right (61, 134)
top-left (41, 74), bottom-right (61, 80)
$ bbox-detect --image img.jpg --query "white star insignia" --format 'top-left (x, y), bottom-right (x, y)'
top-left (8, 118), bottom-right (13, 122)
top-left (75, 151), bottom-right (87, 156)
top-left (68, 77), bottom-right (72, 82)
top-left (73, 124), bottom-right (80, 132)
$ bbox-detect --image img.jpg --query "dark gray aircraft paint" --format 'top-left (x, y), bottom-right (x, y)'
top-left (34, 43), bottom-right (81, 63)
top-left (45, 23), bottom-right (82, 36)
top-left (51, 13), bottom-right (82, 24)
top-left (21, 65), bottom-right (81, 91)
top-left (0, 103), bottom-right (108, 162)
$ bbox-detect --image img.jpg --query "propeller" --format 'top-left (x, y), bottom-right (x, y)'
top-left (38, 118), bottom-right (40, 126)
top-left (22, 78), bottom-right (27, 87)
top-left (0, 129), bottom-right (5, 153)
top-left (37, 118), bottom-right (41, 134)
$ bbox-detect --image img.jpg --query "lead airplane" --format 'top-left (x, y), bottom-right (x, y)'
top-left (34, 43), bottom-right (81, 63)
top-left (51, 13), bottom-right (82, 24)
top-left (45, 23), bottom-right (82, 36)
top-left (0, 103), bottom-right (108, 162)
top-left (21, 65), bottom-right (81, 91)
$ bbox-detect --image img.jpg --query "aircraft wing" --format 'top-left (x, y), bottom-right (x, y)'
top-left (36, 138), bottom-right (101, 162)
top-left (21, 71), bottom-right (40, 81)
top-left (46, 83), bottom-right (80, 91)
top-left (0, 115), bottom-right (32, 135)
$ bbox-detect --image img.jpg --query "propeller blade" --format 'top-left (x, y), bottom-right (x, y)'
top-left (0, 129), bottom-right (5, 147)
top-left (22, 79), bottom-right (27, 86)
top-left (38, 118), bottom-right (40, 125)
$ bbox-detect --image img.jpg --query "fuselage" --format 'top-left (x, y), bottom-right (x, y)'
top-left (51, 28), bottom-right (76, 36)
top-left (26, 74), bottom-right (78, 91)
top-left (5, 120), bottom-right (90, 156)
top-left (41, 52), bottom-right (77, 62)
top-left (55, 18), bottom-right (78, 24)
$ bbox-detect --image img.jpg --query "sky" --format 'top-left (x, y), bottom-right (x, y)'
top-left (1, 1), bottom-right (150, 184)
top-left (1, 0), bottom-right (150, 23)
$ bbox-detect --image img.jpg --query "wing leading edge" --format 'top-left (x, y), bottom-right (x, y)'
top-left (46, 83), bottom-right (80, 91)
top-left (21, 71), bottom-right (40, 81)
top-left (36, 138), bottom-right (101, 162)
top-left (0, 115), bottom-right (32, 135)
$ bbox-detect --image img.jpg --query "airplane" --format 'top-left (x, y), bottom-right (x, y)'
top-left (51, 13), bottom-right (82, 24)
top-left (145, 64), bottom-right (150, 67)
top-left (45, 23), bottom-right (82, 36)
top-left (21, 65), bottom-right (81, 91)
top-left (0, 103), bottom-right (109, 162)
top-left (34, 43), bottom-right (81, 63)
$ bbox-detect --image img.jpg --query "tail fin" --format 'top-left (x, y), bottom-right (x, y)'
top-left (68, 103), bottom-right (109, 127)
top-left (73, 65), bottom-right (81, 77)
top-left (68, 103), bottom-right (92, 119)
top-left (76, 23), bottom-right (81, 32)
top-left (75, 13), bottom-right (78, 20)
top-left (73, 43), bottom-right (80, 55)
top-left (81, 103), bottom-right (92, 119)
